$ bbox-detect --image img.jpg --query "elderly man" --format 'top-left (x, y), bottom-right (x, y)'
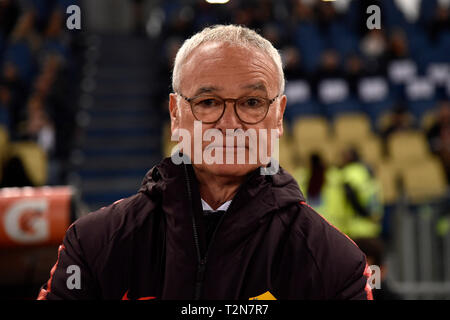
top-left (38, 25), bottom-right (373, 300)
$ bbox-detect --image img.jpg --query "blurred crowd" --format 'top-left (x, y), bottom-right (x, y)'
top-left (0, 0), bottom-right (82, 186)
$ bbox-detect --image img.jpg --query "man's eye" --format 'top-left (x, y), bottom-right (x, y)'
top-left (197, 99), bottom-right (221, 107)
top-left (243, 98), bottom-right (264, 108)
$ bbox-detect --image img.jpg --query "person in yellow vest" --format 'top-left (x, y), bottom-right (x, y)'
top-left (294, 148), bottom-right (382, 239)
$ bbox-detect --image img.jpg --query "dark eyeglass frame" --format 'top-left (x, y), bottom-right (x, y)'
top-left (176, 92), bottom-right (280, 125)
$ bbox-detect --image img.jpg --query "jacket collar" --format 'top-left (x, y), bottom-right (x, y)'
top-left (139, 157), bottom-right (305, 212)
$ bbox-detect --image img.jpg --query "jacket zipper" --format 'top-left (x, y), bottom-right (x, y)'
top-left (184, 164), bottom-right (231, 300)
top-left (183, 164), bottom-right (204, 299)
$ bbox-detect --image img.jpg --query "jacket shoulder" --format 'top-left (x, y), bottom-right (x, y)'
top-left (69, 192), bottom-right (159, 265)
top-left (279, 201), bottom-right (370, 299)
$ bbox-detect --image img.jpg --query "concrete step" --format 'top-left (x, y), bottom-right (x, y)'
top-left (85, 115), bottom-right (161, 130)
top-left (80, 154), bottom-right (160, 171)
top-left (81, 135), bottom-right (160, 150)
top-left (81, 176), bottom-right (143, 194)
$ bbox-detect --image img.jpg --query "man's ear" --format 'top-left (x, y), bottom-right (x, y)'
top-left (169, 93), bottom-right (180, 134)
top-left (277, 95), bottom-right (287, 138)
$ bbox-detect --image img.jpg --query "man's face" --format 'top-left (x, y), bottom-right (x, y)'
top-left (169, 42), bottom-right (287, 178)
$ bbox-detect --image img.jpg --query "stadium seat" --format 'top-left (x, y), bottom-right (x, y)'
top-left (322, 97), bottom-right (362, 119)
top-left (333, 113), bottom-right (372, 145)
top-left (278, 133), bottom-right (295, 173)
top-left (294, 23), bottom-right (324, 73)
top-left (387, 130), bottom-right (432, 165)
top-left (363, 96), bottom-right (396, 126)
top-left (0, 105), bottom-right (10, 128)
top-left (8, 142), bottom-right (48, 186)
top-left (359, 135), bottom-right (384, 168)
top-left (420, 109), bottom-right (437, 131)
top-left (292, 116), bottom-right (330, 146)
top-left (376, 110), bottom-right (415, 133)
top-left (375, 161), bottom-right (399, 205)
top-left (0, 126), bottom-right (9, 181)
top-left (401, 157), bottom-right (447, 204)
top-left (408, 98), bottom-right (438, 120)
top-left (328, 22), bottom-right (359, 56)
top-left (296, 138), bottom-right (339, 167)
top-left (405, 78), bottom-right (437, 119)
top-left (285, 100), bottom-right (323, 121)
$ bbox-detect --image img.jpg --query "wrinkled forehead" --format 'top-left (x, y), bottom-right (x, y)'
top-left (179, 42), bottom-right (279, 97)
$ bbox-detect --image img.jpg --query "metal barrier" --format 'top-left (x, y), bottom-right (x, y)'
top-left (386, 194), bottom-right (450, 299)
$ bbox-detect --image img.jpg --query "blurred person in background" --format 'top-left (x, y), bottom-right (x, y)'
top-left (427, 100), bottom-right (450, 183)
top-left (386, 28), bottom-right (410, 62)
top-left (293, 153), bottom-right (327, 209)
top-left (427, 2), bottom-right (450, 43)
top-left (360, 29), bottom-right (388, 76)
top-left (318, 148), bottom-right (382, 240)
top-left (344, 53), bottom-right (364, 96)
top-left (37, 24), bottom-right (373, 300)
top-left (282, 45), bottom-right (308, 81)
top-left (380, 102), bottom-right (414, 154)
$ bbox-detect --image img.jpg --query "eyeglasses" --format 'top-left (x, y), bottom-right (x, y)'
top-left (176, 92), bottom-right (279, 125)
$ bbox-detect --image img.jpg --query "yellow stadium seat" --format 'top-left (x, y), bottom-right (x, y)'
top-left (401, 157), bottom-right (447, 204)
top-left (278, 132), bottom-right (295, 173)
top-left (292, 116), bottom-right (330, 145)
top-left (420, 110), bottom-right (437, 131)
top-left (0, 126), bottom-right (10, 181)
top-left (9, 142), bottom-right (48, 186)
top-left (0, 125), bottom-right (9, 160)
top-left (333, 113), bottom-right (372, 145)
top-left (359, 135), bottom-right (384, 167)
top-left (387, 130), bottom-right (431, 164)
top-left (296, 138), bottom-right (340, 167)
top-left (377, 111), bottom-right (415, 133)
top-left (375, 161), bottom-right (399, 205)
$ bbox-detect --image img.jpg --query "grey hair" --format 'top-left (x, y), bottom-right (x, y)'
top-left (172, 24), bottom-right (285, 95)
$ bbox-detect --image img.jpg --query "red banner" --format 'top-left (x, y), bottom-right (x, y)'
top-left (0, 187), bottom-right (73, 247)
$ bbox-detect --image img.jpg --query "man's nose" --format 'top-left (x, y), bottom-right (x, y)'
top-left (215, 101), bottom-right (243, 131)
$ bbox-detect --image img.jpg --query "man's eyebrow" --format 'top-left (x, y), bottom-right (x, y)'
top-left (193, 86), bottom-right (222, 96)
top-left (241, 82), bottom-right (268, 93)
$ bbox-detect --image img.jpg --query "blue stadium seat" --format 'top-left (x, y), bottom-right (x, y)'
top-left (56, 0), bottom-right (79, 10)
top-left (286, 99), bottom-right (323, 122)
top-left (418, 0), bottom-right (438, 26)
top-left (362, 95), bottom-right (396, 125)
top-left (405, 78), bottom-right (438, 119)
top-left (42, 38), bottom-right (69, 60)
top-left (405, 25), bottom-right (430, 64)
top-left (0, 34), bottom-right (4, 65)
top-left (294, 23), bottom-right (324, 73)
top-left (322, 97), bottom-right (362, 119)
top-left (408, 98), bottom-right (438, 120)
top-left (383, 0), bottom-right (407, 28)
top-left (0, 104), bottom-right (10, 129)
top-left (25, 0), bottom-right (59, 23)
top-left (4, 40), bottom-right (36, 83)
top-left (439, 31), bottom-right (450, 51)
top-left (328, 23), bottom-right (359, 57)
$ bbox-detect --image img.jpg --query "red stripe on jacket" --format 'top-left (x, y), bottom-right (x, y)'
top-left (37, 244), bottom-right (65, 300)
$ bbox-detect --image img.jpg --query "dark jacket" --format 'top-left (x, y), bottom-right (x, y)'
top-left (37, 157), bottom-right (373, 300)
